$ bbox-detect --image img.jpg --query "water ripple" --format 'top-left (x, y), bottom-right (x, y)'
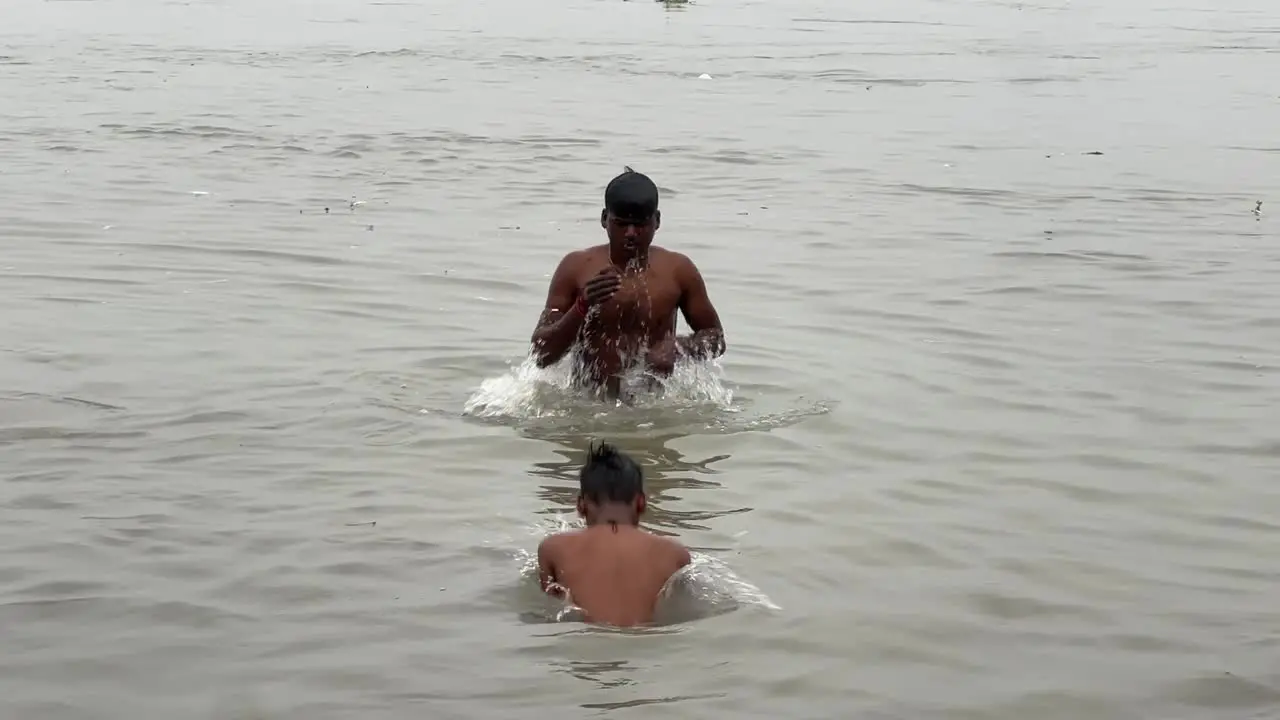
top-left (3, 0), bottom-right (1279, 716)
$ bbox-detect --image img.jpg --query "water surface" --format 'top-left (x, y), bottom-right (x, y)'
top-left (2, 0), bottom-right (1279, 717)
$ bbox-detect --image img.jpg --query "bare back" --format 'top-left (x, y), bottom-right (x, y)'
top-left (538, 525), bottom-right (691, 627)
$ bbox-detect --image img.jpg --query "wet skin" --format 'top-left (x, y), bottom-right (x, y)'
top-left (530, 210), bottom-right (726, 398)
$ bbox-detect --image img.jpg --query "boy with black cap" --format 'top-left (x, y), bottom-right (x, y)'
top-left (529, 167), bottom-right (727, 399)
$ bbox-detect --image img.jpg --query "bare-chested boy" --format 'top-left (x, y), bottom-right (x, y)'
top-left (537, 442), bottom-right (692, 627)
top-left (529, 168), bottom-right (726, 399)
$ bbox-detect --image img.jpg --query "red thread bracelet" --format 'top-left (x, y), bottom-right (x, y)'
top-left (572, 294), bottom-right (588, 316)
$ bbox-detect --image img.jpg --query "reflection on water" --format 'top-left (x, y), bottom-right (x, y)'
top-left (557, 659), bottom-right (635, 689)
top-left (523, 427), bottom-right (747, 536)
top-left (539, 640), bottom-right (730, 710)
top-left (580, 693), bottom-right (728, 712)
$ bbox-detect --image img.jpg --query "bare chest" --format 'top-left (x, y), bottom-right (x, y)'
top-left (583, 271), bottom-right (681, 333)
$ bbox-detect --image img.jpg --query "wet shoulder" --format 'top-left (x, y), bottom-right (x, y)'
top-left (537, 531), bottom-right (564, 556)
top-left (648, 245), bottom-right (690, 267)
top-left (648, 533), bottom-right (692, 567)
top-left (566, 245), bottom-right (614, 278)
top-left (649, 246), bottom-right (696, 279)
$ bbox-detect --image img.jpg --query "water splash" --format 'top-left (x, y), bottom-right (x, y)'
top-left (462, 353), bottom-right (734, 421)
top-left (655, 553), bottom-right (782, 623)
top-left (460, 352), bottom-right (833, 440)
top-left (512, 515), bottom-right (779, 625)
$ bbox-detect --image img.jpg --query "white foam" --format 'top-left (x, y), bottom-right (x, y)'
top-left (463, 352), bottom-right (734, 421)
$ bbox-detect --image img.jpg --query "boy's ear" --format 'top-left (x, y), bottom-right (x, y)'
top-left (576, 496), bottom-right (587, 518)
top-left (635, 493), bottom-right (647, 516)
top-left (654, 210), bottom-right (661, 230)
top-left (600, 208), bottom-right (608, 229)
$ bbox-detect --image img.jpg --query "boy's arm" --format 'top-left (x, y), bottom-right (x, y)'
top-left (537, 537), bottom-right (564, 597)
top-left (675, 253), bottom-right (726, 359)
top-left (530, 253), bottom-right (586, 368)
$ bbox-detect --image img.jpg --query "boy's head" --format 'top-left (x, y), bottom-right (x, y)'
top-left (577, 441), bottom-right (646, 525)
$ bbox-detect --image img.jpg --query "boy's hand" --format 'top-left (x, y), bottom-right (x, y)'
top-left (582, 267), bottom-right (621, 308)
top-left (677, 328), bottom-right (725, 359)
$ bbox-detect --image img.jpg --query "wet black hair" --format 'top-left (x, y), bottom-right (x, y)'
top-left (579, 441), bottom-right (644, 504)
top-left (603, 166), bottom-right (659, 221)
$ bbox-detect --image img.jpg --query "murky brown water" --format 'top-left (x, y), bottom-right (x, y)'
top-left (2, 0), bottom-right (1279, 717)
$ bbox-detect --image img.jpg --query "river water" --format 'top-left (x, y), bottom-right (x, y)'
top-left (2, 0), bottom-right (1278, 717)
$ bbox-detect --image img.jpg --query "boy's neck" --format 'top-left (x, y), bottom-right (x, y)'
top-left (586, 505), bottom-right (639, 528)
